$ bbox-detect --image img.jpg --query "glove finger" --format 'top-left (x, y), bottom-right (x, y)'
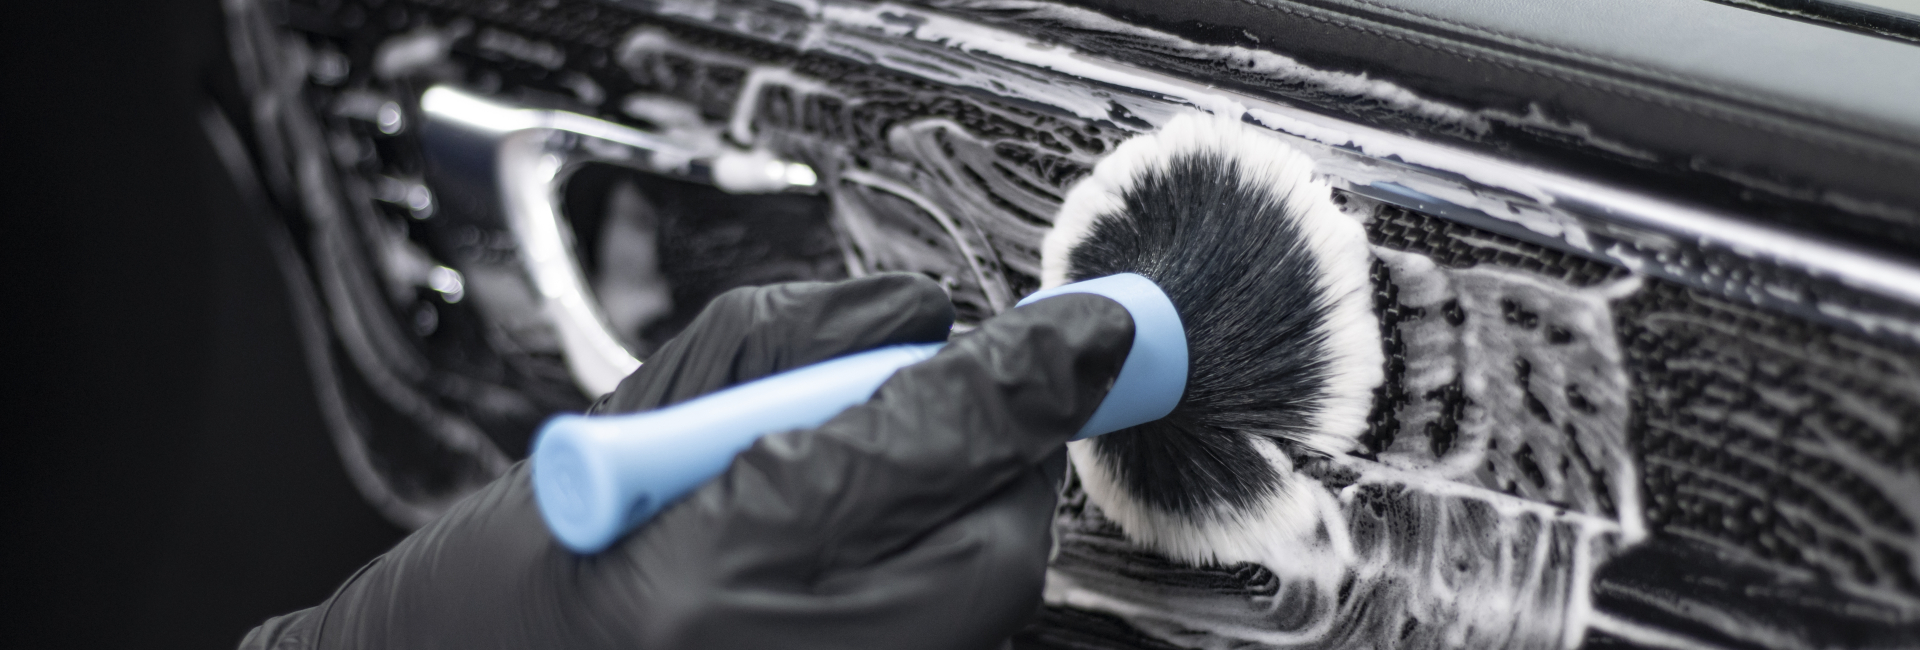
top-left (627, 452), bottom-right (1067, 650)
top-left (593, 273), bottom-right (954, 414)
top-left (703, 293), bottom-right (1131, 564)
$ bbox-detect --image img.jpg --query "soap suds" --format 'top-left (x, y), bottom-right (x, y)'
top-left (602, 7), bottom-right (1920, 645)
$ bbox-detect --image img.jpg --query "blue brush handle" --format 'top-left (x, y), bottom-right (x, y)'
top-left (532, 273), bottom-right (1187, 553)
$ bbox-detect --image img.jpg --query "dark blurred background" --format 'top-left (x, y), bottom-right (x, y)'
top-left (5, 2), bottom-right (407, 647)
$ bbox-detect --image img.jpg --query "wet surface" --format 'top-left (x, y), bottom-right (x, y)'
top-left (226, 0), bottom-right (1920, 647)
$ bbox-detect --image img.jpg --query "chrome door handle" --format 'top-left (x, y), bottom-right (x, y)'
top-left (419, 85), bottom-right (817, 395)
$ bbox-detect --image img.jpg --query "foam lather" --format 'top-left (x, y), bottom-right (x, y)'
top-left (532, 272), bottom-right (1188, 554)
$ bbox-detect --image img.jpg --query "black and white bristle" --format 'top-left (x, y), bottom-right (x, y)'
top-left (1043, 112), bottom-right (1382, 566)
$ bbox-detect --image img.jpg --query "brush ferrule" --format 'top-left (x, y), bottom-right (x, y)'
top-left (1018, 273), bottom-right (1189, 440)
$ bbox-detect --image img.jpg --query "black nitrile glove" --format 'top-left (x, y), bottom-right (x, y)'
top-left (239, 273), bottom-right (1134, 650)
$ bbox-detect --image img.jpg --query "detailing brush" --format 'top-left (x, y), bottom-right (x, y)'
top-left (1041, 112), bottom-right (1382, 566)
top-left (529, 112), bottom-right (1378, 561)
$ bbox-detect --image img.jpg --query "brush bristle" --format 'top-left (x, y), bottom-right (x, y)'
top-left (1042, 112), bottom-right (1382, 567)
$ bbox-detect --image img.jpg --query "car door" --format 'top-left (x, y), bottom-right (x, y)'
top-left (214, 0), bottom-right (1920, 647)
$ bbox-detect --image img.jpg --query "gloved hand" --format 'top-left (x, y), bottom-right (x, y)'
top-left (240, 273), bottom-right (1134, 650)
